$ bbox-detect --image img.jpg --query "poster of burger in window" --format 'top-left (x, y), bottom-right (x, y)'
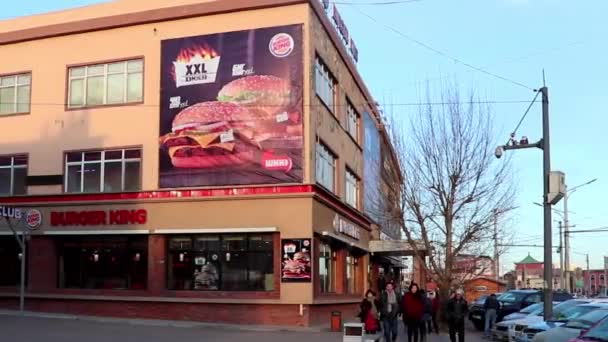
top-left (281, 239), bottom-right (311, 282)
top-left (159, 25), bottom-right (304, 188)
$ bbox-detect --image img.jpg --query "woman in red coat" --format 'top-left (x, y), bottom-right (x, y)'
top-left (402, 283), bottom-right (425, 342)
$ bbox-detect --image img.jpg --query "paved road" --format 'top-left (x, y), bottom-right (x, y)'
top-left (0, 314), bottom-right (485, 342)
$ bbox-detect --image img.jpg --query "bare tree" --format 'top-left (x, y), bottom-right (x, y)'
top-left (376, 84), bottom-right (516, 299)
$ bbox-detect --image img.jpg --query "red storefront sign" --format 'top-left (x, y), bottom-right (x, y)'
top-left (50, 209), bottom-right (147, 226)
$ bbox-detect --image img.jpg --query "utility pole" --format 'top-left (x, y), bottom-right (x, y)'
top-left (586, 254), bottom-right (590, 296)
top-left (494, 209), bottom-right (499, 281)
top-left (564, 189), bottom-right (571, 293)
top-left (558, 221), bottom-right (564, 290)
top-left (541, 86), bottom-right (553, 319)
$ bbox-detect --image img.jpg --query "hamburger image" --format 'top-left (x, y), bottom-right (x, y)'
top-left (160, 101), bottom-right (265, 169)
top-left (217, 75), bottom-right (292, 117)
top-left (217, 75), bottom-right (303, 150)
top-left (282, 251), bottom-right (311, 279)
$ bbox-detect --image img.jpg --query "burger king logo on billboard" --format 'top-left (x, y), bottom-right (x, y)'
top-left (269, 33), bottom-right (294, 58)
top-left (25, 209), bottom-right (42, 230)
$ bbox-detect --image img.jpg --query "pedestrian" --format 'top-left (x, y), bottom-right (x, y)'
top-left (380, 281), bottom-right (401, 342)
top-left (447, 289), bottom-right (468, 342)
top-left (378, 272), bottom-right (387, 294)
top-left (483, 293), bottom-right (500, 339)
top-left (402, 282), bottom-right (424, 342)
top-left (421, 290), bottom-right (433, 341)
top-left (358, 289), bottom-right (381, 334)
top-left (429, 290), bottom-right (440, 334)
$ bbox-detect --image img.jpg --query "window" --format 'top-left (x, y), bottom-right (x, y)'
top-left (0, 73), bottom-right (30, 115)
top-left (346, 253), bottom-right (358, 295)
top-left (316, 142), bottom-right (336, 191)
top-left (345, 101), bottom-right (359, 142)
top-left (0, 238), bottom-right (25, 286)
top-left (68, 59), bottom-right (143, 108)
top-left (57, 235), bottom-right (148, 290)
top-left (315, 57), bottom-right (336, 111)
top-left (319, 242), bottom-right (335, 293)
top-left (167, 234), bottom-right (274, 292)
top-left (0, 155), bottom-right (27, 195)
top-left (345, 169), bottom-right (359, 208)
top-left (65, 148), bottom-right (141, 193)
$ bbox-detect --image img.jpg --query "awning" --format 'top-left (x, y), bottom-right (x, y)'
top-left (369, 239), bottom-right (428, 256)
top-left (320, 230), bottom-right (369, 252)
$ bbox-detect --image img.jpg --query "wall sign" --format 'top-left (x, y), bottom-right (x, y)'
top-left (333, 214), bottom-right (361, 240)
top-left (281, 239), bottom-right (311, 282)
top-left (50, 209), bottom-right (147, 226)
top-left (0, 206), bottom-right (43, 230)
top-left (317, 1), bottom-right (359, 63)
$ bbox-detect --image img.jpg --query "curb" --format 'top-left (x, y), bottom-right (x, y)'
top-left (0, 310), bottom-right (330, 333)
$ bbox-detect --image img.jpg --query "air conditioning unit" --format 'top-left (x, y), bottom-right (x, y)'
top-left (548, 171), bottom-right (566, 205)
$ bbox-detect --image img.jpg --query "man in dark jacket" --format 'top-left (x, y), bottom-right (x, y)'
top-left (483, 293), bottom-right (501, 338)
top-left (380, 281), bottom-right (401, 342)
top-left (447, 289), bottom-right (468, 342)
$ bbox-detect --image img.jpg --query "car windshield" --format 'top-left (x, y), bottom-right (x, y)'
top-left (583, 316), bottom-right (608, 341)
top-left (499, 292), bottom-right (529, 303)
top-left (553, 305), bottom-right (599, 322)
top-left (551, 300), bottom-right (591, 319)
top-left (565, 310), bottom-right (608, 330)
top-left (521, 303), bottom-right (544, 314)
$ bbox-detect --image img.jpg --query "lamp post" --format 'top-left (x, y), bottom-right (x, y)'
top-left (495, 86), bottom-right (552, 319)
top-left (564, 178), bottom-right (597, 293)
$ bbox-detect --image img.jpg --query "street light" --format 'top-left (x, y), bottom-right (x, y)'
top-left (564, 178), bottom-right (598, 293)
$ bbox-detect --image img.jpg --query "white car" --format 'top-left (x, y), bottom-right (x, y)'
top-left (492, 303), bottom-right (545, 341)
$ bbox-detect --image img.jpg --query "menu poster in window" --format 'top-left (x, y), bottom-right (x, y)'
top-left (159, 24), bottom-right (304, 188)
top-left (281, 239), bottom-right (311, 283)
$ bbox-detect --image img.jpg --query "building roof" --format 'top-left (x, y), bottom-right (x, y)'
top-left (516, 254), bottom-right (542, 265)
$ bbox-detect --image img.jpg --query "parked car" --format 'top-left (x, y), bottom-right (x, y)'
top-left (492, 303), bottom-right (545, 341)
top-left (469, 290), bottom-right (573, 331)
top-left (518, 302), bottom-right (607, 342)
top-left (568, 314), bottom-right (608, 342)
top-left (531, 307), bottom-right (608, 342)
top-left (506, 299), bottom-right (590, 342)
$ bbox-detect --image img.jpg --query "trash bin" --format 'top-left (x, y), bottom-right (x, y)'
top-left (331, 311), bottom-right (342, 332)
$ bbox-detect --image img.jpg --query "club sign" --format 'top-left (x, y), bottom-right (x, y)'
top-left (0, 206), bottom-right (43, 230)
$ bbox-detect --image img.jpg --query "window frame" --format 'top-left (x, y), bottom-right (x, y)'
top-left (66, 57), bottom-right (144, 110)
top-left (314, 56), bottom-right (336, 113)
top-left (0, 71), bottom-right (32, 116)
top-left (345, 100), bottom-right (360, 143)
top-left (315, 141), bottom-right (337, 192)
top-left (0, 154), bottom-right (28, 196)
top-left (319, 242), bottom-right (336, 294)
top-left (63, 147), bottom-right (142, 193)
top-left (345, 167), bottom-right (360, 209)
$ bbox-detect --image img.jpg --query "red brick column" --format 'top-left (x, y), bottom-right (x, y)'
top-left (148, 235), bottom-right (166, 295)
top-left (28, 236), bottom-right (57, 292)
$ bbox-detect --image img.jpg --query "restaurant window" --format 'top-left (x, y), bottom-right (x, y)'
top-left (345, 168), bottom-right (359, 208)
top-left (0, 155), bottom-right (27, 195)
top-left (68, 59), bottom-right (143, 108)
top-left (167, 234), bottom-right (274, 292)
top-left (57, 235), bottom-right (148, 290)
top-left (316, 142), bottom-right (336, 192)
top-left (346, 253), bottom-right (357, 295)
top-left (319, 242), bottom-right (335, 293)
top-left (64, 148), bottom-right (141, 193)
top-left (0, 73), bottom-right (30, 115)
top-left (315, 57), bottom-right (336, 112)
top-left (345, 101), bottom-right (359, 142)
top-left (0, 238), bottom-right (25, 287)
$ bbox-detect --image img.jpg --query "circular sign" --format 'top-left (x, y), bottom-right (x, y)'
top-left (269, 33), bottom-right (294, 58)
top-left (25, 209), bottom-right (42, 230)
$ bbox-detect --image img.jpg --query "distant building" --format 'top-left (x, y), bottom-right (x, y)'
top-left (453, 254), bottom-right (495, 281)
top-left (464, 277), bottom-right (506, 303)
top-left (515, 254), bottom-right (544, 289)
top-left (583, 269), bottom-right (608, 296)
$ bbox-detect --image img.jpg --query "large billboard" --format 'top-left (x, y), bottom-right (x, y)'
top-left (159, 25), bottom-right (304, 188)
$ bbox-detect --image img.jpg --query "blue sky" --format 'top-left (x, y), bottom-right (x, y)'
top-left (2, 0), bottom-right (607, 271)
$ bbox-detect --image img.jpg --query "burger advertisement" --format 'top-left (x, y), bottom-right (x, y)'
top-left (281, 239), bottom-right (311, 283)
top-left (159, 25), bottom-right (304, 188)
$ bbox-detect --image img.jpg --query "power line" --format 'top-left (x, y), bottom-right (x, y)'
top-left (506, 91), bottom-right (541, 144)
top-left (332, 0), bottom-right (423, 4)
top-left (346, 4), bottom-right (535, 91)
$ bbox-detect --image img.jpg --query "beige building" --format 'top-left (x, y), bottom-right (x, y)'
top-left (0, 0), bottom-right (407, 326)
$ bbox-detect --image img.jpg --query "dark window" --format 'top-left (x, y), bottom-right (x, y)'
top-left (167, 234), bottom-right (274, 292)
top-left (0, 155), bottom-right (27, 195)
top-left (0, 237), bottom-right (24, 286)
top-left (57, 235), bottom-right (147, 290)
top-left (319, 242), bottom-right (335, 293)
